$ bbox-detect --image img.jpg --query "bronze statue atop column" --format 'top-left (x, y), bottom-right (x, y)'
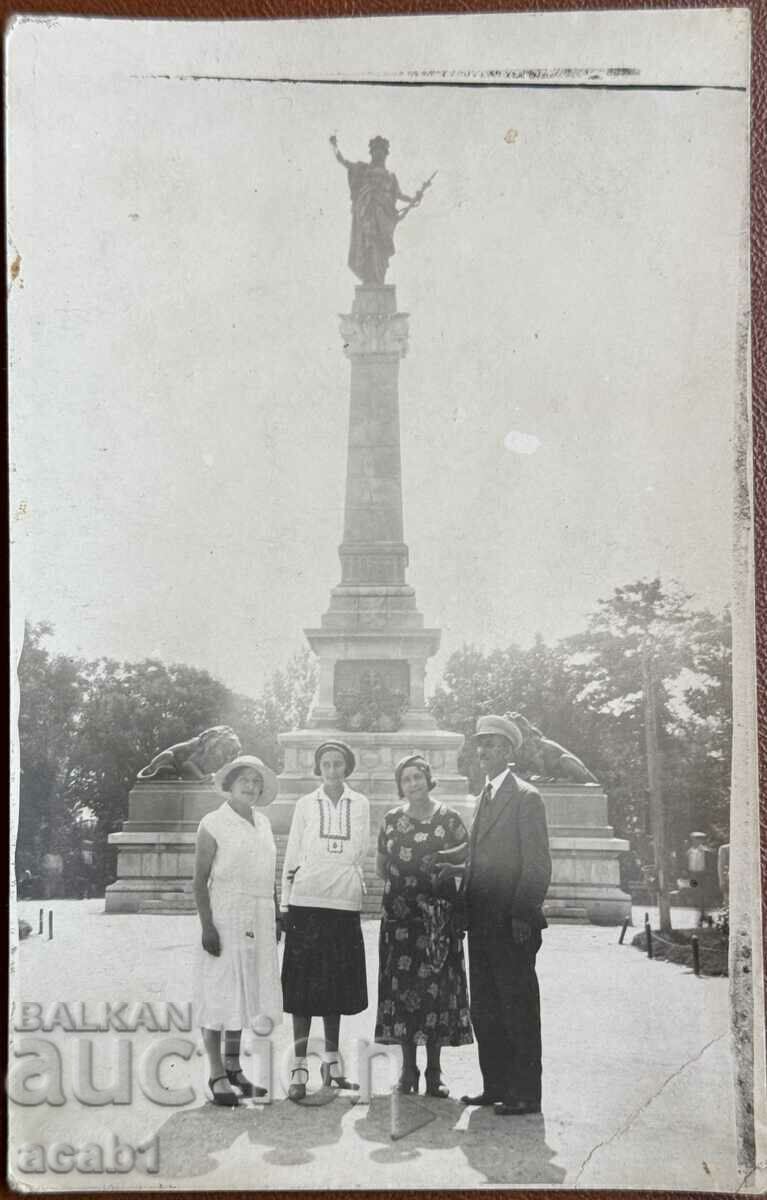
top-left (330, 135), bottom-right (436, 284)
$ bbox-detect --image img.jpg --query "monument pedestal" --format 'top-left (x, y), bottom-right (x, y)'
top-left (105, 777), bottom-right (631, 922)
top-left (538, 783), bottom-right (632, 924)
top-left (105, 782), bottom-right (220, 913)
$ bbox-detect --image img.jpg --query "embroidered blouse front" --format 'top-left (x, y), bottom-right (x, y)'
top-left (280, 785), bottom-right (370, 912)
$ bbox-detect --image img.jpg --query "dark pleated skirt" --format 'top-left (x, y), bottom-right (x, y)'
top-left (281, 906), bottom-right (368, 1016)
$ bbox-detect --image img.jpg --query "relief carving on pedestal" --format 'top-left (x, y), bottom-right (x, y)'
top-left (334, 660), bottom-right (410, 732)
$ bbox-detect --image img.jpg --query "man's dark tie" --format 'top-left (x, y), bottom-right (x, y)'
top-left (480, 782), bottom-right (493, 807)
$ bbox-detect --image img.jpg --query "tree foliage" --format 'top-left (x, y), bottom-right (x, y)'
top-left (16, 623), bottom-right (85, 874)
top-left (430, 579), bottom-right (732, 864)
top-left (14, 626), bottom-right (317, 896)
top-left (16, 580), bottom-right (729, 897)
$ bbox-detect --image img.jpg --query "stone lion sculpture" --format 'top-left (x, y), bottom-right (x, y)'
top-left (510, 712), bottom-right (598, 785)
top-left (137, 726), bottom-right (242, 782)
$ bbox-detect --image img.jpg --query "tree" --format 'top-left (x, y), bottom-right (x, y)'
top-left (15, 622), bottom-right (86, 890)
top-left (16, 625), bottom-right (319, 896)
top-left (429, 637), bottom-right (585, 790)
top-left (563, 579), bottom-right (728, 933)
top-left (428, 581), bottom-right (732, 921)
top-left (64, 657), bottom-right (237, 888)
top-left (231, 648), bottom-right (318, 769)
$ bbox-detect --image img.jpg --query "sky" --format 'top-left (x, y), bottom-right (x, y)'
top-left (8, 13), bottom-right (749, 699)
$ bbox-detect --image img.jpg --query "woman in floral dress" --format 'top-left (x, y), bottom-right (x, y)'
top-left (375, 754), bottom-right (473, 1096)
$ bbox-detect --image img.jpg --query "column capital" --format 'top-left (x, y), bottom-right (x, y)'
top-left (339, 310), bottom-right (409, 359)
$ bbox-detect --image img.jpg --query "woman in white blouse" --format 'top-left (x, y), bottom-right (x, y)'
top-left (280, 740), bottom-right (370, 1100)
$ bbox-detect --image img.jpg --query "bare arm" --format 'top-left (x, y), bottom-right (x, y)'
top-left (435, 841), bottom-right (468, 864)
top-left (329, 136), bottom-right (352, 170)
top-left (193, 826), bottom-right (220, 955)
top-left (376, 852), bottom-right (388, 880)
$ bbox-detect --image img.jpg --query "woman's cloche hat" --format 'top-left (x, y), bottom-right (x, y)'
top-left (313, 740), bottom-right (356, 778)
top-left (214, 755), bottom-right (278, 806)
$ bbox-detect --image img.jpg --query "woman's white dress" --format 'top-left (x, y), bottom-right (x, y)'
top-left (195, 801), bottom-right (283, 1031)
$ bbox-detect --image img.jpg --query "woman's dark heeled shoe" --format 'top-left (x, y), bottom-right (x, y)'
top-left (396, 1067), bottom-right (420, 1094)
top-left (208, 1074), bottom-right (239, 1106)
top-left (287, 1066), bottom-right (309, 1102)
top-left (226, 1068), bottom-right (268, 1098)
top-left (320, 1061), bottom-right (359, 1090)
top-left (424, 1069), bottom-right (449, 1098)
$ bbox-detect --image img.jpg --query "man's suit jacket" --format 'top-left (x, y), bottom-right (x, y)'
top-left (465, 770), bottom-right (552, 929)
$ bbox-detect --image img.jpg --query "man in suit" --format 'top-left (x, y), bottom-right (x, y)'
top-left (460, 714), bottom-right (552, 1116)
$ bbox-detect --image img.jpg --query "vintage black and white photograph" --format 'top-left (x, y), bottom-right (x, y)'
top-left (7, 8), bottom-right (764, 1191)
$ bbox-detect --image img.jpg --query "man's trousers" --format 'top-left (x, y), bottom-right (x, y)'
top-left (468, 923), bottom-right (543, 1104)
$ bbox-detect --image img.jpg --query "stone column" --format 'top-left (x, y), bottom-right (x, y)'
top-left (302, 284), bottom-right (441, 732)
top-left (338, 284), bottom-right (409, 588)
top-left (273, 282), bottom-right (468, 893)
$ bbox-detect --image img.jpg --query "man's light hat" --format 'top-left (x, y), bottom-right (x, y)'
top-left (214, 755), bottom-right (278, 805)
top-left (473, 714), bottom-right (523, 753)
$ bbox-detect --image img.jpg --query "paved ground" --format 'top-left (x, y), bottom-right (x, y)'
top-left (8, 900), bottom-right (753, 1192)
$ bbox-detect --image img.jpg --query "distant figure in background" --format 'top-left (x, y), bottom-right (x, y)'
top-left (280, 741), bottom-right (370, 1100)
top-left (619, 847), bottom-right (643, 894)
top-left (17, 868), bottom-right (34, 900)
top-left (685, 831), bottom-right (714, 924)
top-left (717, 843), bottom-right (730, 903)
top-left (194, 755), bottom-right (282, 1106)
top-left (461, 714), bottom-right (552, 1117)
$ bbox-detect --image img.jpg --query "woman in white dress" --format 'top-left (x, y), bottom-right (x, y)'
top-left (280, 740), bottom-right (369, 1100)
top-left (194, 755), bottom-right (283, 1106)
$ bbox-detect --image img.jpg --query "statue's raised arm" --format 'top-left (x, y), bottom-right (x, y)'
top-left (329, 135), bottom-right (353, 171)
top-left (330, 134), bottom-right (436, 285)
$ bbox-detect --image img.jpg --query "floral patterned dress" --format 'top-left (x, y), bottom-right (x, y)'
top-left (375, 803), bottom-right (473, 1047)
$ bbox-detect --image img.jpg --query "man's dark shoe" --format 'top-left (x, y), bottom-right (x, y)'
top-left (460, 1092), bottom-right (502, 1106)
top-left (494, 1097), bottom-right (541, 1116)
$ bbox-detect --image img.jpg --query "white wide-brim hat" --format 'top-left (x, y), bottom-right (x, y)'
top-left (214, 755), bottom-right (278, 806)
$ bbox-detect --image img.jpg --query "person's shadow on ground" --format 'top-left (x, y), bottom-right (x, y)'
top-left (462, 1108), bottom-right (566, 1185)
top-left (153, 1092), bottom-right (565, 1186)
top-left (154, 1093), bottom-right (357, 1178)
top-left (353, 1096), bottom-right (566, 1186)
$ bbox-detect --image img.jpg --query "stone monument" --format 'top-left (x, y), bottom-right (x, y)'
top-left (511, 713), bottom-right (632, 923)
top-left (105, 137), bottom-right (630, 923)
top-left (271, 138), bottom-right (466, 913)
top-left (105, 728), bottom-right (240, 912)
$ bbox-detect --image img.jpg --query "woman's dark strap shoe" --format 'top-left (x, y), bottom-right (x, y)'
top-left (208, 1074), bottom-right (239, 1106)
top-left (226, 1068), bottom-right (268, 1098)
top-left (424, 1069), bottom-right (449, 1098)
top-left (288, 1065), bottom-right (309, 1102)
top-left (396, 1066), bottom-right (420, 1094)
top-left (320, 1061), bottom-right (359, 1090)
